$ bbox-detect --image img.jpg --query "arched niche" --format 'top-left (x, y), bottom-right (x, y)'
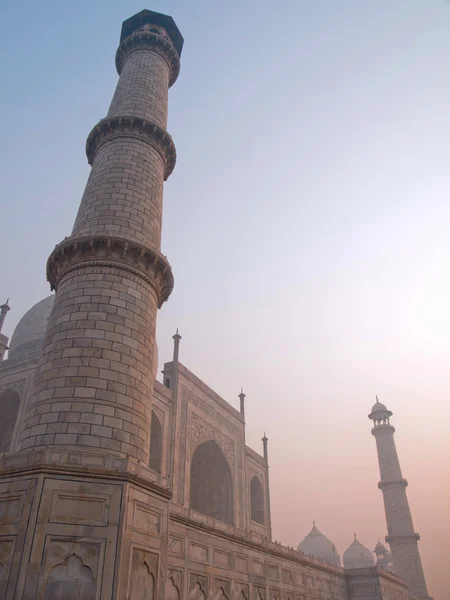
top-left (250, 476), bottom-right (265, 525)
top-left (43, 554), bottom-right (96, 600)
top-left (0, 389), bottom-right (20, 453)
top-left (149, 410), bottom-right (163, 473)
top-left (166, 577), bottom-right (180, 600)
top-left (190, 439), bottom-right (233, 525)
top-left (130, 564), bottom-right (155, 600)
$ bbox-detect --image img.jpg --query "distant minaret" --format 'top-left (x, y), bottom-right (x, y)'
top-left (0, 300), bottom-right (10, 361)
top-left (369, 398), bottom-right (431, 600)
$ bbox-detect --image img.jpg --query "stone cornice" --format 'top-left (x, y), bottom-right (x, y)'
top-left (86, 116), bottom-right (176, 180)
top-left (47, 235), bottom-right (174, 308)
top-left (115, 30), bottom-right (180, 86)
top-left (378, 478), bottom-right (408, 490)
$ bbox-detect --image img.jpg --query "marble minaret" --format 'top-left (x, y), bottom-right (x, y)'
top-left (0, 10), bottom-right (182, 599)
top-left (369, 398), bottom-right (431, 600)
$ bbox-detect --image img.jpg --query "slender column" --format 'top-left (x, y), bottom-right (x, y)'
top-left (0, 300), bottom-right (10, 361)
top-left (369, 400), bottom-right (431, 600)
top-left (15, 12), bottom-right (182, 464)
top-left (262, 432), bottom-right (273, 541)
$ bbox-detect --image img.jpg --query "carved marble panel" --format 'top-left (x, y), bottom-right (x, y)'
top-left (132, 501), bottom-right (161, 536)
top-left (254, 586), bottom-right (266, 600)
top-left (282, 569), bottom-right (292, 583)
top-left (235, 555), bottom-right (248, 573)
top-left (270, 589), bottom-right (281, 600)
top-left (0, 538), bottom-right (15, 599)
top-left (0, 492), bottom-right (25, 524)
top-left (42, 539), bottom-right (102, 600)
top-left (129, 548), bottom-right (158, 600)
top-left (189, 573), bottom-right (207, 600)
top-left (213, 549), bottom-right (230, 568)
top-left (235, 583), bottom-right (249, 600)
top-left (168, 536), bottom-right (184, 558)
top-left (267, 564), bottom-right (279, 580)
top-left (188, 542), bottom-right (208, 563)
top-left (49, 491), bottom-right (110, 526)
top-left (166, 574), bottom-right (181, 600)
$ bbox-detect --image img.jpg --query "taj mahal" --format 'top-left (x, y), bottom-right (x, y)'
top-left (0, 9), bottom-right (432, 600)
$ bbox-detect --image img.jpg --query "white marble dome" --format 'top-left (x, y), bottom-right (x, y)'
top-left (9, 295), bottom-right (55, 360)
top-left (343, 537), bottom-right (374, 569)
top-left (297, 524), bottom-right (340, 566)
top-left (371, 400), bottom-right (388, 413)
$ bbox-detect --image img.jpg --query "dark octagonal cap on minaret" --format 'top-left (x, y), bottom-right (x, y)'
top-left (120, 9), bottom-right (184, 56)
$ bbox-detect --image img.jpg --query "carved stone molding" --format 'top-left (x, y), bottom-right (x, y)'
top-left (46, 234), bottom-right (174, 308)
top-left (191, 412), bottom-right (235, 469)
top-left (86, 115), bottom-right (176, 180)
top-left (115, 30), bottom-right (180, 85)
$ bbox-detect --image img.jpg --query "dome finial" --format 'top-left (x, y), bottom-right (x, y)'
top-left (376, 395), bottom-right (379, 403)
top-left (313, 519), bottom-right (316, 527)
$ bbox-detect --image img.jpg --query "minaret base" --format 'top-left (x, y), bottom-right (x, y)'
top-left (0, 449), bottom-right (169, 599)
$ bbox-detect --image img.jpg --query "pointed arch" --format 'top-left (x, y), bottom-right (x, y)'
top-left (190, 439), bottom-right (233, 524)
top-left (166, 577), bottom-right (180, 600)
top-left (0, 389), bottom-right (20, 453)
top-left (130, 563), bottom-right (155, 600)
top-left (250, 475), bottom-right (265, 525)
top-left (149, 409), bottom-right (163, 473)
top-left (43, 554), bottom-right (96, 600)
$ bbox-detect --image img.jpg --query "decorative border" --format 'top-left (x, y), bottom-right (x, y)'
top-left (115, 30), bottom-right (180, 86)
top-left (46, 235), bottom-right (174, 308)
top-left (86, 116), bottom-right (176, 180)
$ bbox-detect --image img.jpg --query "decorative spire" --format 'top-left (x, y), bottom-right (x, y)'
top-left (262, 432), bottom-right (268, 464)
top-left (172, 327), bottom-right (181, 362)
top-left (238, 387), bottom-right (245, 418)
top-left (0, 299), bottom-right (10, 334)
top-left (376, 395), bottom-right (379, 403)
top-left (313, 519), bottom-right (316, 527)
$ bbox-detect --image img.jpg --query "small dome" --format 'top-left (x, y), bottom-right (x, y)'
top-left (374, 541), bottom-right (387, 555)
top-left (9, 295), bottom-right (55, 360)
top-left (297, 523), bottom-right (340, 567)
top-left (371, 400), bottom-right (388, 413)
top-left (343, 537), bottom-right (374, 569)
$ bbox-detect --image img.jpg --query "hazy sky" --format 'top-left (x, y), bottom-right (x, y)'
top-left (1, 1), bottom-right (449, 598)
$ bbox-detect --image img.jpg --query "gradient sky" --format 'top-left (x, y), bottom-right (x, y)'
top-left (1, 1), bottom-right (449, 598)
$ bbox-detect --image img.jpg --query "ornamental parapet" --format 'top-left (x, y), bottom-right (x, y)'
top-left (47, 234), bottom-right (174, 308)
top-left (86, 116), bottom-right (176, 180)
top-left (378, 478), bottom-right (408, 490)
top-left (115, 30), bottom-right (180, 85)
top-left (385, 533), bottom-right (420, 544)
